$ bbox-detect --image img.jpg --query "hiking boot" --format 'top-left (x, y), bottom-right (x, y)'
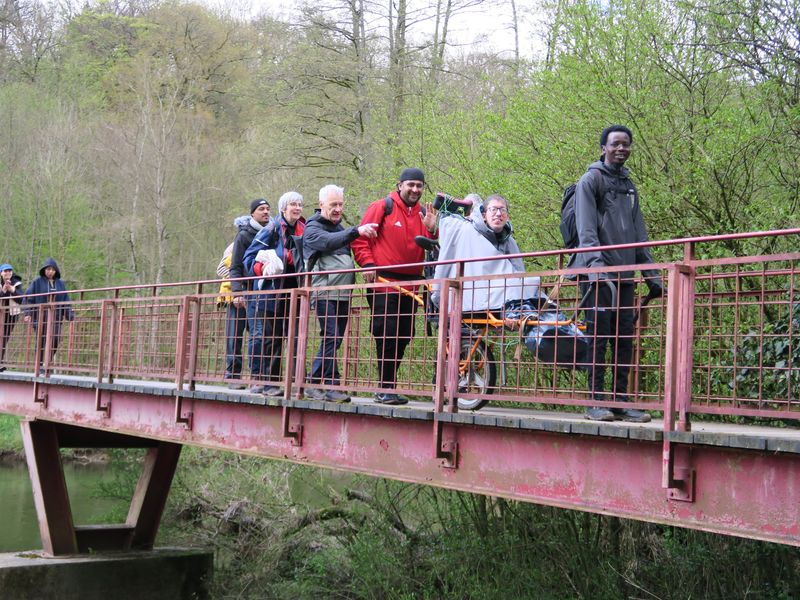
top-left (326, 389), bottom-right (351, 403)
top-left (249, 385), bottom-right (265, 394)
top-left (375, 392), bottom-right (409, 406)
top-left (305, 387), bottom-right (328, 401)
top-left (612, 408), bottom-right (652, 423)
top-left (585, 407), bottom-right (615, 421)
top-left (263, 385), bottom-right (283, 397)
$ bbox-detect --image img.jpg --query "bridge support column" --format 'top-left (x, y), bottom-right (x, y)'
top-left (21, 419), bottom-right (182, 556)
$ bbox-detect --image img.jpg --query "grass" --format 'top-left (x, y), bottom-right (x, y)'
top-left (0, 414), bottom-right (23, 454)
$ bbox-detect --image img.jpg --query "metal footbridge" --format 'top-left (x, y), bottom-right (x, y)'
top-left (1, 229), bottom-right (799, 555)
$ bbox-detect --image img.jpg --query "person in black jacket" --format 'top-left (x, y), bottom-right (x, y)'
top-left (572, 125), bottom-right (663, 423)
top-left (229, 198), bottom-right (271, 388)
top-left (0, 263), bottom-right (23, 369)
top-left (23, 258), bottom-right (74, 367)
top-left (302, 184), bottom-right (377, 402)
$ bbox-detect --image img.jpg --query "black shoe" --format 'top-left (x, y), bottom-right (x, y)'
top-left (375, 393), bottom-right (409, 406)
top-left (263, 385), bottom-right (283, 397)
top-left (612, 408), bottom-right (652, 423)
top-left (585, 407), bottom-right (615, 421)
top-left (0, 366), bottom-right (6, 373)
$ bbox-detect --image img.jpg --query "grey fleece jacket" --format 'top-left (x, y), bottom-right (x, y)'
top-left (571, 160), bottom-right (661, 285)
top-left (302, 211), bottom-right (360, 302)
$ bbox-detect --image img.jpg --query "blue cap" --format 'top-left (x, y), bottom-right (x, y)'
top-left (0, 264), bottom-right (12, 272)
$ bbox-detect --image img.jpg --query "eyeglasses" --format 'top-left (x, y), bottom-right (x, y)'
top-left (486, 206), bottom-right (509, 215)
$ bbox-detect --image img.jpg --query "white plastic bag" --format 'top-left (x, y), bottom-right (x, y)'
top-left (255, 249), bottom-right (284, 277)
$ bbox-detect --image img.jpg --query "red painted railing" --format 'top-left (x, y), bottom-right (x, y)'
top-left (2, 229), bottom-right (799, 427)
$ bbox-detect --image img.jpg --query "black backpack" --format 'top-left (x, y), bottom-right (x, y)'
top-left (559, 171), bottom-right (605, 249)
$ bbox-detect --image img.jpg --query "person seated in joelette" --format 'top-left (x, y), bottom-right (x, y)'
top-left (431, 193), bottom-right (540, 312)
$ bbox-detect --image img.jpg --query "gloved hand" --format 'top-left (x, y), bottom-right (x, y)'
top-left (644, 280), bottom-right (664, 304)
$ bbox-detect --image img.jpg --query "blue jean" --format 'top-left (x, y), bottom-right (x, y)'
top-left (310, 299), bottom-right (350, 384)
top-left (224, 303), bottom-right (248, 378)
top-left (246, 299), bottom-right (265, 380)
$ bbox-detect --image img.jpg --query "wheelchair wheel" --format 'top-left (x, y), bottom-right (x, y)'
top-left (457, 339), bottom-right (496, 411)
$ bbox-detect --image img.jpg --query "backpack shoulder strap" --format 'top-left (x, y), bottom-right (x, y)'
top-left (590, 168), bottom-right (605, 212)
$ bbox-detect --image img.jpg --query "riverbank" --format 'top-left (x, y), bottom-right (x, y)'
top-left (0, 415), bottom-right (22, 459)
top-left (0, 415), bottom-right (109, 464)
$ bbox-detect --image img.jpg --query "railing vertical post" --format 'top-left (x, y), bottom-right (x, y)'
top-left (434, 274), bottom-right (462, 468)
top-left (662, 261), bottom-right (697, 501)
top-left (95, 300), bottom-right (113, 414)
top-left (432, 280), bottom-right (451, 415)
top-left (282, 288), bottom-right (305, 446)
top-left (288, 288), bottom-right (310, 400)
top-left (662, 267), bottom-right (681, 435)
top-left (173, 296), bottom-right (193, 426)
top-left (675, 265), bottom-right (696, 432)
top-left (185, 297), bottom-right (201, 392)
top-left (445, 278), bottom-right (465, 414)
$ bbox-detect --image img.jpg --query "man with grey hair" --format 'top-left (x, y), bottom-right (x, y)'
top-left (243, 191), bottom-right (306, 395)
top-left (302, 185), bottom-right (378, 402)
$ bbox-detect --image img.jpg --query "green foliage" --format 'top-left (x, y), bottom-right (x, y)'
top-left (0, 415), bottom-right (22, 454)
top-left (152, 452), bottom-right (800, 599)
top-left (719, 291), bottom-right (800, 402)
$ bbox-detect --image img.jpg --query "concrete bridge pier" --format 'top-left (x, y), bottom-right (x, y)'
top-left (0, 548), bottom-right (213, 600)
top-left (21, 419), bottom-right (181, 555)
top-left (1, 420), bottom-right (211, 599)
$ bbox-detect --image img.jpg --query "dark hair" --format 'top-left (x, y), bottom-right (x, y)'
top-left (600, 125), bottom-right (633, 147)
top-left (484, 194), bottom-right (509, 210)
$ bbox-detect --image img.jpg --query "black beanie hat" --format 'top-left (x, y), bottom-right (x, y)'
top-left (398, 167), bottom-right (425, 183)
top-left (250, 198), bottom-right (269, 214)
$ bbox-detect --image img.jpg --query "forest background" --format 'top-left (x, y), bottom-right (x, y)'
top-left (1, 0), bottom-right (800, 597)
top-left (1, 0), bottom-right (798, 287)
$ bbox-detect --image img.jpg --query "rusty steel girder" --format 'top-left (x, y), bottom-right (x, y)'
top-left (2, 378), bottom-right (798, 550)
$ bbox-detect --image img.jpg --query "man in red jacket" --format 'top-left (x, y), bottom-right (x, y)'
top-left (352, 168), bottom-right (437, 405)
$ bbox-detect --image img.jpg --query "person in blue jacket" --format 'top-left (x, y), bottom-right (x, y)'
top-left (23, 258), bottom-right (74, 366)
top-left (242, 192), bottom-right (306, 395)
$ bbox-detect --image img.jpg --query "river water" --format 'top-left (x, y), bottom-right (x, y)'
top-left (0, 460), bottom-right (121, 552)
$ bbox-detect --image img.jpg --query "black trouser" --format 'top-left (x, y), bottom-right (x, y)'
top-left (1, 313), bottom-right (17, 362)
top-left (580, 280), bottom-right (635, 400)
top-left (310, 299), bottom-right (350, 385)
top-left (224, 303), bottom-right (249, 378)
top-left (367, 289), bottom-right (417, 388)
top-left (34, 319), bottom-right (63, 367)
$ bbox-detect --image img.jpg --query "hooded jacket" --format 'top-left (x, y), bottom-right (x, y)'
top-left (571, 160), bottom-right (661, 285)
top-left (229, 217), bottom-right (263, 293)
top-left (302, 210), bottom-right (360, 302)
top-left (24, 258), bottom-right (74, 323)
top-left (431, 209), bottom-right (539, 311)
top-left (471, 212), bottom-right (524, 272)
